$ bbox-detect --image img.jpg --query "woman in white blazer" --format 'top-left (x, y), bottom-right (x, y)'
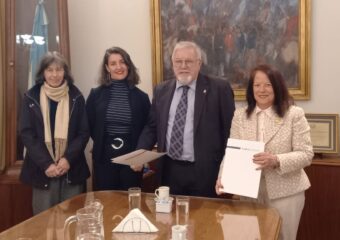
top-left (216, 64), bottom-right (313, 240)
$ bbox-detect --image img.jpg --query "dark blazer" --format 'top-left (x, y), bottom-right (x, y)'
top-left (20, 83), bottom-right (90, 189)
top-left (86, 84), bottom-right (150, 164)
top-left (138, 73), bottom-right (235, 197)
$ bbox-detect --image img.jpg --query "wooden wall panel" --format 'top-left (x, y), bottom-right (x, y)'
top-left (298, 162), bottom-right (340, 240)
top-left (0, 184), bottom-right (12, 230)
top-left (0, 175), bottom-right (32, 232)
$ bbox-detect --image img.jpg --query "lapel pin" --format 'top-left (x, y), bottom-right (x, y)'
top-left (275, 118), bottom-right (282, 124)
top-left (203, 89), bottom-right (207, 94)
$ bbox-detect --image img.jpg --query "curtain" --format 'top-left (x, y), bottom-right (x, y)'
top-left (0, 0), bottom-right (6, 171)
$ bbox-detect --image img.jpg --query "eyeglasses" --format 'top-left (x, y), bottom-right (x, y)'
top-left (173, 59), bottom-right (198, 67)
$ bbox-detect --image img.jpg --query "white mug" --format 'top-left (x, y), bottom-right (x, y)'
top-left (155, 186), bottom-right (170, 201)
top-left (172, 225), bottom-right (187, 240)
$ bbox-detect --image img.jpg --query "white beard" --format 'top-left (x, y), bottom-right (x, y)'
top-left (177, 75), bottom-right (193, 85)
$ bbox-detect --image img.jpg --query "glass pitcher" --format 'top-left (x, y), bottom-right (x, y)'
top-left (64, 206), bottom-right (104, 240)
top-left (75, 218), bottom-right (103, 240)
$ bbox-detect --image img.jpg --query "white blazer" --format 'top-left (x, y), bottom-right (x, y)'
top-left (219, 105), bottom-right (313, 199)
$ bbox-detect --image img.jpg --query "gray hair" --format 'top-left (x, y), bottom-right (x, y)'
top-left (35, 51), bottom-right (74, 85)
top-left (171, 41), bottom-right (202, 61)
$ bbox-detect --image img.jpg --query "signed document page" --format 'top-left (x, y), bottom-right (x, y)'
top-left (112, 149), bottom-right (166, 166)
top-left (220, 138), bottom-right (264, 198)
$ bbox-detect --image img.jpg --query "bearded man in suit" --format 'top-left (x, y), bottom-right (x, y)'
top-left (138, 41), bottom-right (235, 197)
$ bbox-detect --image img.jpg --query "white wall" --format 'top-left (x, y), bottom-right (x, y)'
top-left (67, 0), bottom-right (152, 98)
top-left (298, 0), bottom-right (340, 114)
top-left (68, 0), bottom-right (153, 189)
top-left (68, 0), bottom-right (340, 188)
top-left (68, 0), bottom-right (340, 116)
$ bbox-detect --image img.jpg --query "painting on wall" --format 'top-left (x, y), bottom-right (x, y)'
top-left (151, 0), bottom-right (311, 100)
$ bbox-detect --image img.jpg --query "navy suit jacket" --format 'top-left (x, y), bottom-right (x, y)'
top-left (138, 73), bottom-right (235, 197)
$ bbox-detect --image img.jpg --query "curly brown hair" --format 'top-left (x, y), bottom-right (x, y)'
top-left (98, 46), bottom-right (140, 86)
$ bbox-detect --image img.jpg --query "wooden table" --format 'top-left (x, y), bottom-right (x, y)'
top-left (0, 191), bottom-right (281, 240)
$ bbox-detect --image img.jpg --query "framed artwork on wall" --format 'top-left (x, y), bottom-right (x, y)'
top-left (151, 0), bottom-right (311, 100)
top-left (305, 114), bottom-right (339, 154)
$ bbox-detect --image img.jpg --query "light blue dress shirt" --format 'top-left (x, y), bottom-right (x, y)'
top-left (166, 80), bottom-right (196, 162)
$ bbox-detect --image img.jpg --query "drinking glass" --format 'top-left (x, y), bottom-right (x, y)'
top-left (128, 187), bottom-right (141, 210)
top-left (172, 225), bottom-right (187, 240)
top-left (176, 196), bottom-right (189, 226)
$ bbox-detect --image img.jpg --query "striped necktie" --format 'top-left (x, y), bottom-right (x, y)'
top-left (168, 86), bottom-right (189, 159)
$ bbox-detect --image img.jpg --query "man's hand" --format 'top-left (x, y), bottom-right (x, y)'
top-left (215, 177), bottom-right (224, 195)
top-left (130, 164), bottom-right (143, 172)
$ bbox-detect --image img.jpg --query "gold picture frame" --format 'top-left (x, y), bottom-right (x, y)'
top-left (151, 0), bottom-right (311, 100)
top-left (305, 114), bottom-right (339, 154)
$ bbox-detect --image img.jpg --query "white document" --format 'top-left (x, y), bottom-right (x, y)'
top-left (112, 208), bottom-right (158, 233)
top-left (220, 138), bottom-right (264, 198)
top-left (112, 149), bottom-right (166, 166)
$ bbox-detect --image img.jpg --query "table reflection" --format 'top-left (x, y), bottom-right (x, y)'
top-left (0, 191), bottom-right (280, 240)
